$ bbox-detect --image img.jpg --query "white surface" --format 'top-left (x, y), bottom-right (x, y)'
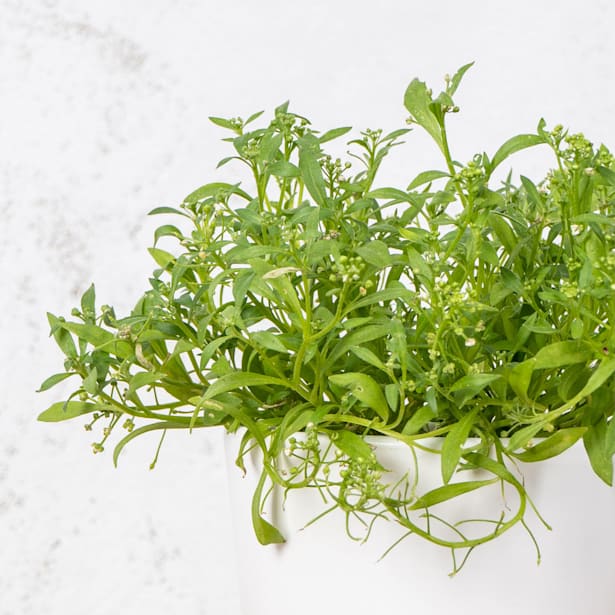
top-left (227, 435), bottom-right (615, 615)
top-left (1, 1), bottom-right (615, 613)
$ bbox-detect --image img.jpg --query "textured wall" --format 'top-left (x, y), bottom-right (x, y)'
top-left (2, 1), bottom-right (615, 613)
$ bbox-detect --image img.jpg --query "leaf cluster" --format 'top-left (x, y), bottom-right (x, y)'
top-left (39, 65), bottom-right (615, 566)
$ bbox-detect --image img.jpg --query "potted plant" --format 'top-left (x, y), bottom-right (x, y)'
top-left (39, 63), bottom-right (615, 614)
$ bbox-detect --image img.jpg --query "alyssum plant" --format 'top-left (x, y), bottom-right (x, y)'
top-left (39, 64), bottom-right (615, 569)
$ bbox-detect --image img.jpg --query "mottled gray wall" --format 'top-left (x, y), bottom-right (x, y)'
top-left (2, 1), bottom-right (614, 613)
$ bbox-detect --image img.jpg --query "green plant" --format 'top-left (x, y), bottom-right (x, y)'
top-left (39, 63), bottom-right (615, 571)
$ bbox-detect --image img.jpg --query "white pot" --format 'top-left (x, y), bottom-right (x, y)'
top-left (225, 431), bottom-right (615, 615)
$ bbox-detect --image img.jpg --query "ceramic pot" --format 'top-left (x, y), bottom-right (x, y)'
top-left (225, 431), bottom-right (615, 615)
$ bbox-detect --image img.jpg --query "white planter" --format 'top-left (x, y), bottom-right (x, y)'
top-left (225, 431), bottom-right (615, 615)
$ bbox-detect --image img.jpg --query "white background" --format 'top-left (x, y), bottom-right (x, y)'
top-left (1, 1), bottom-right (614, 613)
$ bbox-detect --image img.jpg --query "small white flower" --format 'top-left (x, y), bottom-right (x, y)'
top-left (465, 337), bottom-right (477, 347)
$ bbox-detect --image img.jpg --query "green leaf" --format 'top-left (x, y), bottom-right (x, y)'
top-left (490, 134), bottom-right (544, 172)
top-left (487, 213), bottom-right (516, 254)
top-left (405, 247), bottom-right (433, 283)
top-left (574, 358), bottom-right (615, 401)
top-left (507, 359), bottom-right (535, 399)
top-left (606, 418), bottom-right (615, 457)
top-left (233, 269), bottom-right (255, 305)
top-left (506, 423), bottom-right (545, 454)
top-left (268, 160), bottom-right (300, 178)
top-left (570, 317), bottom-right (584, 340)
top-left (184, 182), bottom-right (251, 204)
top-left (407, 170), bottom-right (449, 190)
top-left (200, 336), bottom-right (231, 368)
top-left (265, 274), bottom-right (304, 316)
top-left (520, 175), bottom-right (544, 208)
top-left (577, 258), bottom-right (593, 290)
top-left (203, 372), bottom-right (297, 400)
top-left (571, 212), bottom-right (615, 227)
top-left (350, 346), bottom-right (389, 373)
top-left (464, 453), bottom-right (521, 487)
top-left (597, 165), bottom-right (615, 187)
top-left (533, 341), bottom-right (593, 369)
top-left (38, 401), bottom-right (99, 422)
top-left (37, 372), bottom-right (77, 392)
top-left (154, 224), bottom-right (182, 245)
top-left (356, 240), bottom-right (392, 268)
top-left (403, 79), bottom-right (443, 151)
top-left (252, 470), bottom-right (286, 545)
top-left (245, 110), bottom-right (264, 125)
top-left (513, 428), bottom-right (587, 462)
top-left (252, 331), bottom-right (288, 353)
top-left (402, 405), bottom-right (435, 436)
top-left (326, 324), bottom-right (390, 367)
top-left (209, 116), bottom-right (238, 130)
top-left (258, 132), bottom-right (283, 163)
top-left (366, 187), bottom-right (410, 201)
top-left (449, 373), bottom-right (501, 407)
top-left (47, 313), bottom-right (77, 358)
top-left (446, 62), bottom-right (474, 96)
top-left (148, 247), bottom-right (175, 269)
top-left (127, 371), bottom-right (164, 399)
top-left (410, 479), bottom-right (496, 510)
top-left (148, 206), bottom-right (187, 217)
top-left (329, 373), bottom-right (389, 421)
top-left (332, 430), bottom-right (376, 462)
top-left (59, 322), bottom-right (115, 349)
top-left (343, 284), bottom-right (414, 313)
top-left (584, 420), bottom-right (613, 486)
top-left (80, 284), bottom-right (96, 316)
top-left (83, 367), bottom-right (98, 395)
top-left (441, 408), bottom-right (479, 483)
top-left (384, 384), bottom-right (399, 413)
top-left (298, 135), bottom-right (328, 206)
top-left (318, 126), bottom-right (352, 143)
top-left (449, 373), bottom-right (501, 393)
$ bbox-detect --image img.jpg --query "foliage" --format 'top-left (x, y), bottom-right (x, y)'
top-left (39, 64), bottom-right (615, 570)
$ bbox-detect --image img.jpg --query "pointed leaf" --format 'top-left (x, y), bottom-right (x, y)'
top-left (60, 322), bottom-right (115, 349)
top-left (491, 134), bottom-right (544, 172)
top-left (332, 430), bottom-right (376, 462)
top-left (402, 405), bottom-right (435, 436)
top-left (446, 61), bottom-right (474, 96)
top-left (508, 359), bottom-right (535, 399)
top-left (513, 428), bottom-right (587, 462)
top-left (252, 331), bottom-right (288, 353)
top-left (148, 247), bottom-right (175, 269)
top-left (252, 470), bottom-right (285, 545)
top-left (318, 126), bottom-right (352, 143)
top-left (584, 420), bottom-right (613, 486)
top-left (268, 160), bottom-right (300, 178)
top-left (329, 373), bottom-right (389, 421)
top-left (403, 79), bottom-right (443, 151)
top-left (441, 408), bottom-right (479, 483)
top-left (298, 135), bottom-right (328, 206)
top-left (410, 479), bottom-right (496, 510)
top-left (356, 240), bottom-right (392, 268)
top-left (37, 372), bottom-right (77, 392)
top-left (80, 284), bottom-right (96, 316)
top-left (47, 313), bottom-right (77, 358)
top-left (407, 170), bottom-right (449, 190)
top-left (83, 367), bottom-right (98, 395)
top-left (38, 401), bottom-right (99, 422)
top-left (533, 341), bottom-right (593, 369)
